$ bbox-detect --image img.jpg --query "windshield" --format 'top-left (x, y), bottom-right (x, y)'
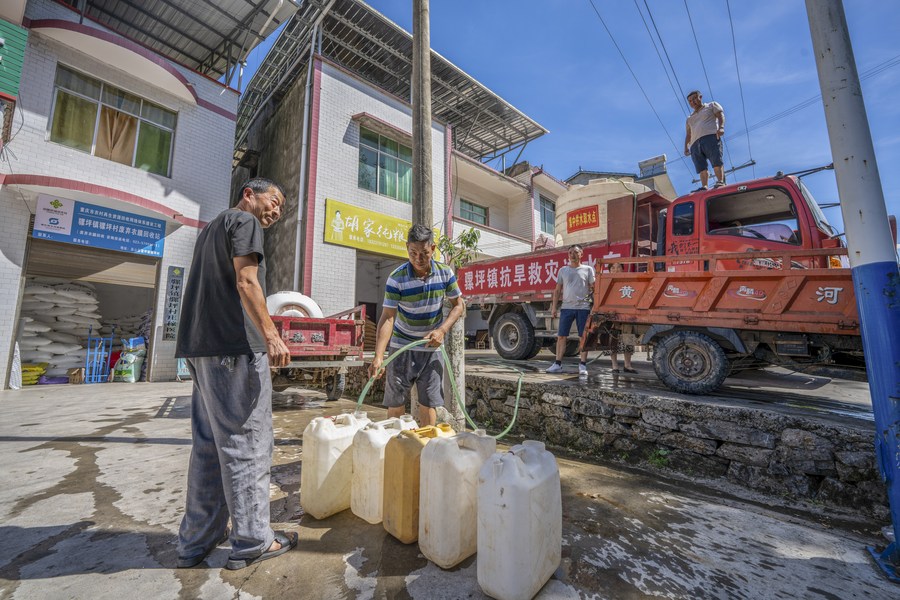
top-left (798, 179), bottom-right (837, 236)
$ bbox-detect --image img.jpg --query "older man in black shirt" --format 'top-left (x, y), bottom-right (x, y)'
top-left (175, 177), bottom-right (294, 570)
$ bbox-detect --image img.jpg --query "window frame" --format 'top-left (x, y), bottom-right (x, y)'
top-left (357, 125), bottom-right (413, 203)
top-left (459, 198), bottom-right (488, 226)
top-left (47, 65), bottom-right (177, 177)
top-left (539, 195), bottom-right (555, 235)
top-left (672, 202), bottom-right (695, 236)
top-left (704, 187), bottom-right (802, 245)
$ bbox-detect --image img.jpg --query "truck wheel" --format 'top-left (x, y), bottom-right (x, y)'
top-left (653, 331), bottom-right (728, 395)
top-left (563, 339), bottom-right (581, 357)
top-left (524, 338), bottom-right (543, 359)
top-left (493, 313), bottom-right (537, 360)
top-left (325, 373), bottom-right (345, 401)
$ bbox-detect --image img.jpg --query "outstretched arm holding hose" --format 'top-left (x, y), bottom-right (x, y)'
top-left (368, 307), bottom-right (397, 380)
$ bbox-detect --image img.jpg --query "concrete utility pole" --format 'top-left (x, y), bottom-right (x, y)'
top-left (411, 0), bottom-right (433, 228)
top-left (806, 0), bottom-right (900, 582)
top-left (411, 0), bottom-right (465, 430)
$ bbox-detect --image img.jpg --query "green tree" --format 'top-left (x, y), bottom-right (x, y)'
top-left (438, 228), bottom-right (481, 271)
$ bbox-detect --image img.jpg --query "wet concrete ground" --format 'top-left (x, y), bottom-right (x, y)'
top-left (0, 378), bottom-right (895, 599)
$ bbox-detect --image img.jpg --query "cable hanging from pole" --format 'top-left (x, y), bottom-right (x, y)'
top-left (643, 0), bottom-right (687, 100)
top-left (726, 0), bottom-right (756, 178)
top-left (587, 0), bottom-right (694, 179)
top-left (682, 0), bottom-right (736, 175)
top-left (632, 0), bottom-right (687, 118)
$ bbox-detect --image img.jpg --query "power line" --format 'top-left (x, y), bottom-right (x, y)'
top-left (725, 53), bottom-right (900, 141)
top-left (643, 0), bottom-right (688, 101)
top-left (726, 0), bottom-right (755, 178)
top-left (632, 0), bottom-right (687, 118)
top-left (683, 0), bottom-right (714, 99)
top-left (683, 0), bottom-right (736, 174)
top-left (586, 0), bottom-right (694, 179)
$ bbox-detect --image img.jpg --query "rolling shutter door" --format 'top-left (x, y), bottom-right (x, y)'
top-left (26, 238), bottom-right (159, 288)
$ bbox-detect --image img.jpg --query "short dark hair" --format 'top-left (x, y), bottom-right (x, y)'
top-left (569, 244), bottom-right (583, 252)
top-left (687, 90), bottom-right (701, 100)
top-left (407, 224), bottom-right (434, 244)
top-left (238, 177), bottom-right (285, 202)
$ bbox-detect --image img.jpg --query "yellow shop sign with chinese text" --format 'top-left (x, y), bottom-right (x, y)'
top-left (324, 198), bottom-right (440, 259)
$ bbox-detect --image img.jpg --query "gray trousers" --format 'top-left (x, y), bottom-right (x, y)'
top-left (177, 353), bottom-right (275, 560)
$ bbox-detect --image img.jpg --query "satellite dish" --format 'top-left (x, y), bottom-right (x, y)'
top-left (555, 233), bottom-right (564, 247)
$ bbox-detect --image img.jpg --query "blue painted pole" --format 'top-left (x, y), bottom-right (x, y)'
top-left (806, 0), bottom-right (900, 582)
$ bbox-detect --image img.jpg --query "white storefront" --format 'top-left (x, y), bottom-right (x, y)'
top-left (0, 0), bottom-right (238, 387)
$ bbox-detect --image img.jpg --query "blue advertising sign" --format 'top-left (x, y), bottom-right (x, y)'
top-left (33, 194), bottom-right (166, 257)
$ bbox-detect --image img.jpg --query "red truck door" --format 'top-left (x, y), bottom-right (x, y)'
top-left (664, 199), bottom-right (702, 271)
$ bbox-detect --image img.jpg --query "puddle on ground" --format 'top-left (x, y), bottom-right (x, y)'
top-left (273, 391), bottom-right (325, 411)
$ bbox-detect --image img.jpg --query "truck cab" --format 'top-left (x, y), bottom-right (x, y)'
top-left (661, 175), bottom-right (841, 270)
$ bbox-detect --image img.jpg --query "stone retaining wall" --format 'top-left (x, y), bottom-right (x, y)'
top-left (464, 375), bottom-right (888, 520)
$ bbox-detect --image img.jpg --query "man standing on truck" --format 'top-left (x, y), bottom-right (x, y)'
top-left (684, 90), bottom-right (726, 190)
top-left (547, 244), bottom-right (595, 376)
top-left (175, 177), bottom-right (296, 571)
top-left (368, 224), bottom-right (465, 426)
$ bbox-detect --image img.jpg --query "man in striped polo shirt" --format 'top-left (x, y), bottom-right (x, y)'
top-left (368, 224), bottom-right (465, 426)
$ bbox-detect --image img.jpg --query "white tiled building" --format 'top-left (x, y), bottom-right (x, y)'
top-left (0, 0), bottom-right (291, 387)
top-left (233, 1), bottom-right (551, 329)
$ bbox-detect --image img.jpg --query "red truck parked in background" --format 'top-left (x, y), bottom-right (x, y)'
top-left (458, 173), bottom-right (885, 394)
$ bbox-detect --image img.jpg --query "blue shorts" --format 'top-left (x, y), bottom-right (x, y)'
top-left (690, 134), bottom-right (723, 173)
top-left (558, 309), bottom-right (589, 337)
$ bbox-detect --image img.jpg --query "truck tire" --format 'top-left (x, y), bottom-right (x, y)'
top-left (325, 373), bottom-right (345, 401)
top-left (563, 339), bottom-right (581, 357)
top-left (266, 291), bottom-right (324, 318)
top-left (493, 313), bottom-right (537, 360)
top-left (653, 331), bottom-right (728, 395)
top-left (524, 337), bottom-right (543, 359)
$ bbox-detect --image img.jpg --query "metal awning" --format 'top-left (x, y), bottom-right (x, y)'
top-left (234, 0), bottom-right (547, 166)
top-left (57, 0), bottom-right (299, 81)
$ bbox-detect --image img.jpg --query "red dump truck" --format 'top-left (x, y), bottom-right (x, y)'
top-left (459, 174), bottom-right (874, 394)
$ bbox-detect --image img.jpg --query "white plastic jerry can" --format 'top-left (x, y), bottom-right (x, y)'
top-left (477, 440), bottom-right (561, 600)
top-left (351, 415), bottom-right (417, 524)
top-left (300, 411), bottom-right (370, 520)
top-left (419, 429), bottom-right (496, 569)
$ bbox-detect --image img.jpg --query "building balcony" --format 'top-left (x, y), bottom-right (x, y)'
top-left (452, 217), bottom-right (532, 259)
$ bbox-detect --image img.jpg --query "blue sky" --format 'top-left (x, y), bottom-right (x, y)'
top-left (237, 0), bottom-right (900, 236)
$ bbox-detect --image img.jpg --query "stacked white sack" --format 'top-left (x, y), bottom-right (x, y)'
top-left (19, 279), bottom-right (103, 377)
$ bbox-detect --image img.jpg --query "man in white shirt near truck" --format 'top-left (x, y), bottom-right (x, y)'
top-left (546, 244), bottom-right (595, 377)
top-left (684, 90), bottom-right (726, 191)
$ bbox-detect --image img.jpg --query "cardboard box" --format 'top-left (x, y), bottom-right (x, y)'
top-left (67, 367), bottom-right (84, 385)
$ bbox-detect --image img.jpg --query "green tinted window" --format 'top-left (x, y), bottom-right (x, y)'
top-left (49, 66), bottom-right (176, 176)
top-left (135, 122), bottom-right (172, 176)
top-left (358, 146), bottom-right (377, 191)
top-left (50, 90), bottom-right (98, 152)
top-left (360, 127), bottom-right (379, 148)
top-left (55, 66), bottom-right (101, 100)
top-left (141, 101), bottom-right (176, 129)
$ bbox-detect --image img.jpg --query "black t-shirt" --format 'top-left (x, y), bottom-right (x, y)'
top-left (176, 209), bottom-right (267, 357)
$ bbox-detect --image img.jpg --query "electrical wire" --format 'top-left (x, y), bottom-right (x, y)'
top-left (725, 0), bottom-right (755, 178)
top-left (682, 0), bottom-right (736, 175)
top-left (642, 0), bottom-right (688, 101)
top-left (586, 0), bottom-right (695, 180)
top-left (632, 0), bottom-right (687, 118)
top-left (683, 0), bottom-right (714, 103)
top-left (725, 53), bottom-right (900, 142)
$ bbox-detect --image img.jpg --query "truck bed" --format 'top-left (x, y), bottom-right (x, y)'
top-left (589, 249), bottom-right (858, 336)
top-left (272, 305), bottom-right (366, 367)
